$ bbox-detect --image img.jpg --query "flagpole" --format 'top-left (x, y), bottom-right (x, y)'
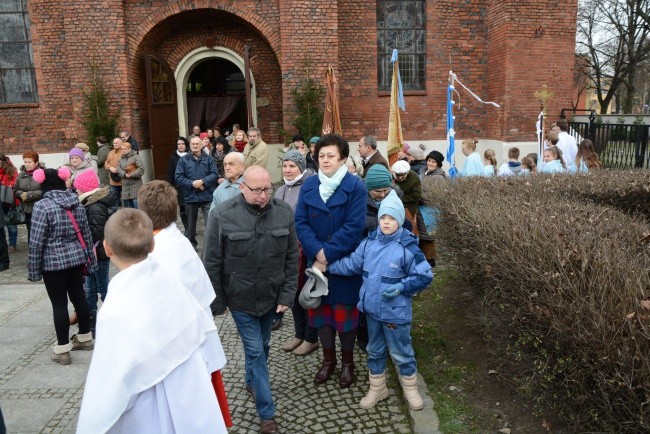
top-left (446, 71), bottom-right (457, 178)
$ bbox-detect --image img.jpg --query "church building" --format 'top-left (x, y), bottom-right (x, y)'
top-left (0, 0), bottom-right (577, 178)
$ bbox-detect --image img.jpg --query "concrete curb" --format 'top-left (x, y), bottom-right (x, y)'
top-left (410, 372), bottom-right (442, 434)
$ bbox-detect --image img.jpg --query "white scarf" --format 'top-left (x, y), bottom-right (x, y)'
top-left (177, 150), bottom-right (187, 158)
top-left (283, 170), bottom-right (306, 187)
top-left (318, 164), bottom-right (347, 203)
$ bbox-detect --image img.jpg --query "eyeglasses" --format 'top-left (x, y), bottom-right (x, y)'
top-left (243, 183), bottom-right (273, 196)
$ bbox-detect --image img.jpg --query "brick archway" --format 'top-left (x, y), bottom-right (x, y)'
top-left (129, 0), bottom-right (281, 61)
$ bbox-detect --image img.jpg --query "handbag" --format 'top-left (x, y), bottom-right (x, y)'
top-left (0, 184), bottom-right (13, 205)
top-left (6, 204), bottom-right (26, 225)
top-left (64, 209), bottom-right (95, 276)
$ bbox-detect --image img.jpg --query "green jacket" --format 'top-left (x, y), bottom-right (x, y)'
top-left (395, 170), bottom-right (422, 216)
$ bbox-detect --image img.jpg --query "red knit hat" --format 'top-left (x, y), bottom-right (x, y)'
top-left (199, 132), bottom-right (209, 140)
top-left (73, 170), bottom-right (99, 193)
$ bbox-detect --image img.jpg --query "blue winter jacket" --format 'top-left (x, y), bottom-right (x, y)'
top-left (328, 227), bottom-right (433, 324)
top-left (175, 152), bottom-right (219, 203)
top-left (295, 172), bottom-right (366, 305)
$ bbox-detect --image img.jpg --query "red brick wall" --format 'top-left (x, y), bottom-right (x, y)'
top-left (0, 0), bottom-right (128, 154)
top-left (486, 0), bottom-right (578, 141)
top-left (0, 0), bottom-right (578, 154)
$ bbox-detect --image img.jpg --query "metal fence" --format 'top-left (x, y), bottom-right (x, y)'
top-left (562, 110), bottom-right (649, 169)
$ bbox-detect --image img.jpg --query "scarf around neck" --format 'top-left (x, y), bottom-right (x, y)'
top-left (177, 150), bottom-right (187, 158)
top-left (283, 170), bottom-right (306, 187)
top-left (318, 164), bottom-right (347, 203)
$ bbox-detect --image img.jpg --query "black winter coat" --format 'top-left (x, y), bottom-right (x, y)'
top-left (80, 187), bottom-right (114, 261)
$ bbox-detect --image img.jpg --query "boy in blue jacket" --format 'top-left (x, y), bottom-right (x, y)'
top-left (327, 192), bottom-right (433, 410)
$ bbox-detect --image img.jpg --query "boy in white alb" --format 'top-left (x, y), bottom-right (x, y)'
top-left (77, 209), bottom-right (227, 434)
top-left (138, 181), bottom-right (227, 374)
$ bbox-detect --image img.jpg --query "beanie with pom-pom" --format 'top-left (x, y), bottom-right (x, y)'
top-left (36, 167), bottom-right (69, 194)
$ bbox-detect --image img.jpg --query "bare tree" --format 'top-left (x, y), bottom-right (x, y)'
top-left (572, 54), bottom-right (591, 110)
top-left (576, 0), bottom-right (650, 113)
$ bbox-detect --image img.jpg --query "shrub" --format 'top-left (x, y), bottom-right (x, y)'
top-left (82, 63), bottom-right (119, 154)
top-left (422, 174), bottom-right (650, 432)
top-left (551, 170), bottom-right (650, 219)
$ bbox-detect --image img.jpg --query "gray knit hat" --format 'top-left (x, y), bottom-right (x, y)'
top-left (282, 150), bottom-right (306, 173)
top-left (299, 267), bottom-right (329, 309)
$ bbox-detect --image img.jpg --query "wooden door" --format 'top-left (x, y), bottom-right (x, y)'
top-left (145, 53), bottom-right (179, 180)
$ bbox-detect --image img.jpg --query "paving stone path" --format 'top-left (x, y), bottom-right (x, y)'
top-left (0, 216), bottom-right (437, 433)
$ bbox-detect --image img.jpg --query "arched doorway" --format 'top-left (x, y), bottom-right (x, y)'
top-left (175, 47), bottom-right (257, 138)
top-left (186, 58), bottom-right (248, 134)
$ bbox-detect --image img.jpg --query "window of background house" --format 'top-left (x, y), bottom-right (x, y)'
top-left (0, 0), bottom-right (38, 104)
top-left (377, 0), bottom-right (426, 92)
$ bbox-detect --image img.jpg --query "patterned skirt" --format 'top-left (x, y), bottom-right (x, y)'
top-left (308, 303), bottom-right (359, 333)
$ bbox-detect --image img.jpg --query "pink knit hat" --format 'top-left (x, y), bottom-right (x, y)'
top-left (73, 170), bottom-right (99, 193)
top-left (199, 132), bottom-right (209, 140)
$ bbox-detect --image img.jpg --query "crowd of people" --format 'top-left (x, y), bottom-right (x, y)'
top-left (0, 117), bottom-right (600, 433)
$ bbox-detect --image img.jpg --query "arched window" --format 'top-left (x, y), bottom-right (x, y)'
top-left (377, 0), bottom-right (426, 91)
top-left (0, 0), bottom-right (38, 104)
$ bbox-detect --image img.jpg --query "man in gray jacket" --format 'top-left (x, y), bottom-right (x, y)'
top-left (203, 165), bottom-right (298, 434)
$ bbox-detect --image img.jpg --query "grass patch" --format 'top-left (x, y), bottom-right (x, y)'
top-left (412, 269), bottom-right (480, 433)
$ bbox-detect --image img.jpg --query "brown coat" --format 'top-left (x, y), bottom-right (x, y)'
top-left (105, 149), bottom-right (122, 186)
top-left (361, 151), bottom-right (389, 178)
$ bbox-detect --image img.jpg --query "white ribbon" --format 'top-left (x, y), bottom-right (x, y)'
top-left (451, 73), bottom-right (501, 108)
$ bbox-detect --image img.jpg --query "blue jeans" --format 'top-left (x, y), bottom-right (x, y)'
top-left (123, 198), bottom-right (138, 209)
top-left (6, 224), bottom-right (17, 247)
top-left (230, 309), bottom-right (275, 420)
top-left (366, 315), bottom-right (416, 376)
top-left (85, 259), bottom-right (110, 315)
top-left (109, 185), bottom-right (122, 215)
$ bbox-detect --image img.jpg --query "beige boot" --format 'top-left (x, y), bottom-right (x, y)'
top-left (359, 372), bottom-right (389, 409)
top-left (399, 374), bottom-right (424, 410)
top-left (71, 332), bottom-right (94, 351)
top-left (51, 342), bottom-right (73, 365)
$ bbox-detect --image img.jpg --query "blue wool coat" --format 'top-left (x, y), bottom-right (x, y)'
top-left (295, 172), bottom-right (366, 305)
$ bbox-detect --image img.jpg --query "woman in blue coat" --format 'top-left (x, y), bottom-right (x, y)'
top-left (295, 134), bottom-right (366, 388)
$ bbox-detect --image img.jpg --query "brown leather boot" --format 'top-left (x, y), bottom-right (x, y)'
top-left (314, 348), bottom-right (336, 384)
top-left (339, 350), bottom-right (355, 388)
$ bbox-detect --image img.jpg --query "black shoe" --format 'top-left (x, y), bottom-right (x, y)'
top-left (0, 264), bottom-right (8, 272)
top-left (271, 318), bottom-right (283, 331)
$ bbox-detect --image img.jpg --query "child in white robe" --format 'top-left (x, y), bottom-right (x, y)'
top-left (77, 209), bottom-right (227, 434)
top-left (138, 180), bottom-right (227, 374)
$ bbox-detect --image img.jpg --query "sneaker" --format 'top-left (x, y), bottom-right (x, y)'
top-left (260, 419), bottom-right (280, 434)
top-left (71, 333), bottom-right (94, 351)
top-left (292, 341), bottom-right (320, 356)
top-left (271, 318), bottom-right (283, 331)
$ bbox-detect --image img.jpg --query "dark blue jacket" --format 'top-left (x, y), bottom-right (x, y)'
top-left (295, 172), bottom-right (366, 305)
top-left (175, 152), bottom-right (218, 203)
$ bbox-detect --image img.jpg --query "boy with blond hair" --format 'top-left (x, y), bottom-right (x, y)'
top-left (77, 209), bottom-right (226, 433)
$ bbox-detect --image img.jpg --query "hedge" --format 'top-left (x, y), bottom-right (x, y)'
top-left (422, 173), bottom-right (650, 431)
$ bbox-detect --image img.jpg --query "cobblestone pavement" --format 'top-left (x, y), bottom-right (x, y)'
top-left (1, 216), bottom-right (437, 433)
